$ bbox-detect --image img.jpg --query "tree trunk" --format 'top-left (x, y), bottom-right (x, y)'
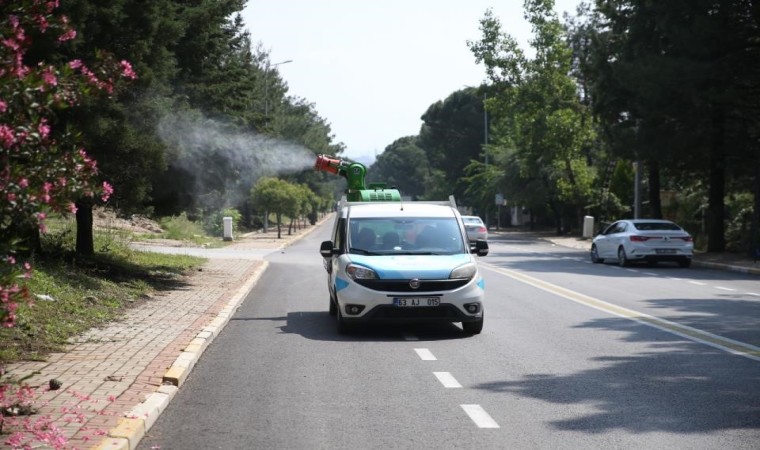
top-left (707, 108), bottom-right (726, 252)
top-left (75, 199), bottom-right (95, 255)
top-left (276, 213), bottom-right (282, 239)
top-left (647, 160), bottom-right (662, 219)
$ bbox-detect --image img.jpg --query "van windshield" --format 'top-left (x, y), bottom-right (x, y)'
top-left (348, 217), bottom-right (465, 255)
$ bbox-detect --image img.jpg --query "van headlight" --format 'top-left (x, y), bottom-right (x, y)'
top-left (346, 264), bottom-right (378, 280)
top-left (450, 263), bottom-right (476, 280)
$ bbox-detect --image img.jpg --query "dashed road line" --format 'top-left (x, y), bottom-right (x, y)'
top-left (689, 280), bottom-right (707, 286)
top-left (715, 286), bottom-right (736, 291)
top-left (433, 372), bottom-right (462, 388)
top-left (461, 404), bottom-right (500, 428)
top-left (747, 292), bottom-right (760, 297)
top-left (415, 348), bottom-right (437, 361)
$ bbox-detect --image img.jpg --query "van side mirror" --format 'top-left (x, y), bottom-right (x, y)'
top-left (472, 239), bottom-right (489, 256)
top-left (320, 240), bottom-right (335, 258)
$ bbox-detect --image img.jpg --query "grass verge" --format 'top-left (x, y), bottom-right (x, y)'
top-left (0, 226), bottom-right (206, 364)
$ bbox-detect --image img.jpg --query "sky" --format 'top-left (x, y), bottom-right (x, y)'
top-left (241, 0), bottom-right (582, 165)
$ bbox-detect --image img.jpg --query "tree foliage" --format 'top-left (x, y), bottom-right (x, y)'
top-left (468, 2), bottom-right (596, 232)
top-left (583, 0), bottom-right (760, 250)
top-left (417, 88), bottom-right (486, 203)
top-left (368, 136), bottom-right (429, 200)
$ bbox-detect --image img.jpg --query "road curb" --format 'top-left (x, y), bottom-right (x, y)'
top-left (93, 261), bottom-right (269, 450)
top-left (693, 260), bottom-right (760, 275)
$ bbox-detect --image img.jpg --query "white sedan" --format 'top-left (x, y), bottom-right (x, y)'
top-left (461, 215), bottom-right (488, 243)
top-left (591, 219), bottom-right (694, 267)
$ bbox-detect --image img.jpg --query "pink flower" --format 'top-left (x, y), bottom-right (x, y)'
top-left (18, 178), bottom-right (28, 188)
top-left (120, 60), bottom-right (137, 80)
top-left (101, 181), bottom-right (114, 202)
top-left (58, 28), bottom-right (76, 42)
top-left (41, 67), bottom-right (57, 87)
top-left (38, 119), bottom-right (51, 138)
top-left (46, 1), bottom-right (60, 14)
top-left (36, 15), bottom-right (49, 32)
top-left (69, 59), bottom-right (83, 70)
top-left (5, 432), bottom-right (24, 447)
top-left (0, 99), bottom-right (7, 113)
top-left (0, 124), bottom-right (14, 148)
top-left (68, 202), bottom-right (77, 214)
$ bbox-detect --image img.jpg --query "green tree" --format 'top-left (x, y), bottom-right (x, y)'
top-left (469, 2), bottom-right (596, 233)
top-left (368, 136), bottom-right (430, 199)
top-left (59, 0), bottom-right (183, 254)
top-left (418, 88), bottom-right (486, 203)
top-left (585, 0), bottom-right (760, 251)
top-left (250, 177), bottom-right (299, 239)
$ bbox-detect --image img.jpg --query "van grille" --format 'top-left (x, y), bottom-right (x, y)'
top-left (355, 279), bottom-right (468, 292)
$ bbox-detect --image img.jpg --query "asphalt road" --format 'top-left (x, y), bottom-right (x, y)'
top-left (138, 222), bottom-right (760, 450)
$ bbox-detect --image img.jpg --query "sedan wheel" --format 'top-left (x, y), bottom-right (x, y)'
top-left (590, 245), bottom-right (604, 264)
top-left (617, 247), bottom-right (630, 267)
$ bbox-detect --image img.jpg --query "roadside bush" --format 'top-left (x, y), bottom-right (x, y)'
top-left (159, 213), bottom-right (206, 240)
top-left (203, 208), bottom-right (242, 237)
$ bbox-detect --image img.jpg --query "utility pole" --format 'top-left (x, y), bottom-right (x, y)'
top-left (264, 59), bottom-right (292, 117)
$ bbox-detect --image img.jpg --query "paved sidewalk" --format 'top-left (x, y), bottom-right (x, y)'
top-left (1, 221), bottom-right (322, 450)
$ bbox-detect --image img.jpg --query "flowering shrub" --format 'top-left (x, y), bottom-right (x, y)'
top-left (1, 1), bottom-right (136, 447)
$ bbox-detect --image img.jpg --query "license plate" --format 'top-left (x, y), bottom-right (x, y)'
top-left (393, 297), bottom-right (440, 307)
top-left (655, 248), bottom-right (676, 254)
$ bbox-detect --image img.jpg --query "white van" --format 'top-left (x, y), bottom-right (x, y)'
top-left (319, 198), bottom-right (489, 335)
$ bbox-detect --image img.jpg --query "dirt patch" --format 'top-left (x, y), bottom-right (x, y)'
top-left (93, 208), bottom-right (163, 234)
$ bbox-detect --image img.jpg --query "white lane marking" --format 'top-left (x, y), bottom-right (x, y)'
top-left (415, 348), bottom-right (437, 361)
top-left (666, 277), bottom-right (683, 281)
top-left (461, 404), bottom-right (500, 428)
top-left (481, 264), bottom-right (760, 362)
top-left (433, 372), bottom-right (462, 388)
top-left (403, 334), bottom-right (419, 341)
top-left (747, 292), bottom-right (760, 297)
top-left (715, 286), bottom-right (736, 291)
top-left (689, 281), bottom-right (707, 286)
top-left (642, 272), bottom-right (658, 276)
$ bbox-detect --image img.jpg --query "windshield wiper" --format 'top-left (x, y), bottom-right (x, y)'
top-left (350, 248), bottom-right (381, 255)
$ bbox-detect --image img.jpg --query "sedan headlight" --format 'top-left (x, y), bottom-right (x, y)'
top-left (450, 263), bottom-right (477, 280)
top-left (346, 264), bottom-right (378, 280)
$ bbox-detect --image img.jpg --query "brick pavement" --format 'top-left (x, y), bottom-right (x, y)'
top-left (0, 221), bottom-right (321, 450)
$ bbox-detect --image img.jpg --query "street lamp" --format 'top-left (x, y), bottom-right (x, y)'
top-left (264, 59), bottom-right (292, 117)
top-left (463, 85), bottom-right (491, 226)
top-left (482, 90), bottom-right (490, 229)
top-left (261, 59), bottom-right (291, 233)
